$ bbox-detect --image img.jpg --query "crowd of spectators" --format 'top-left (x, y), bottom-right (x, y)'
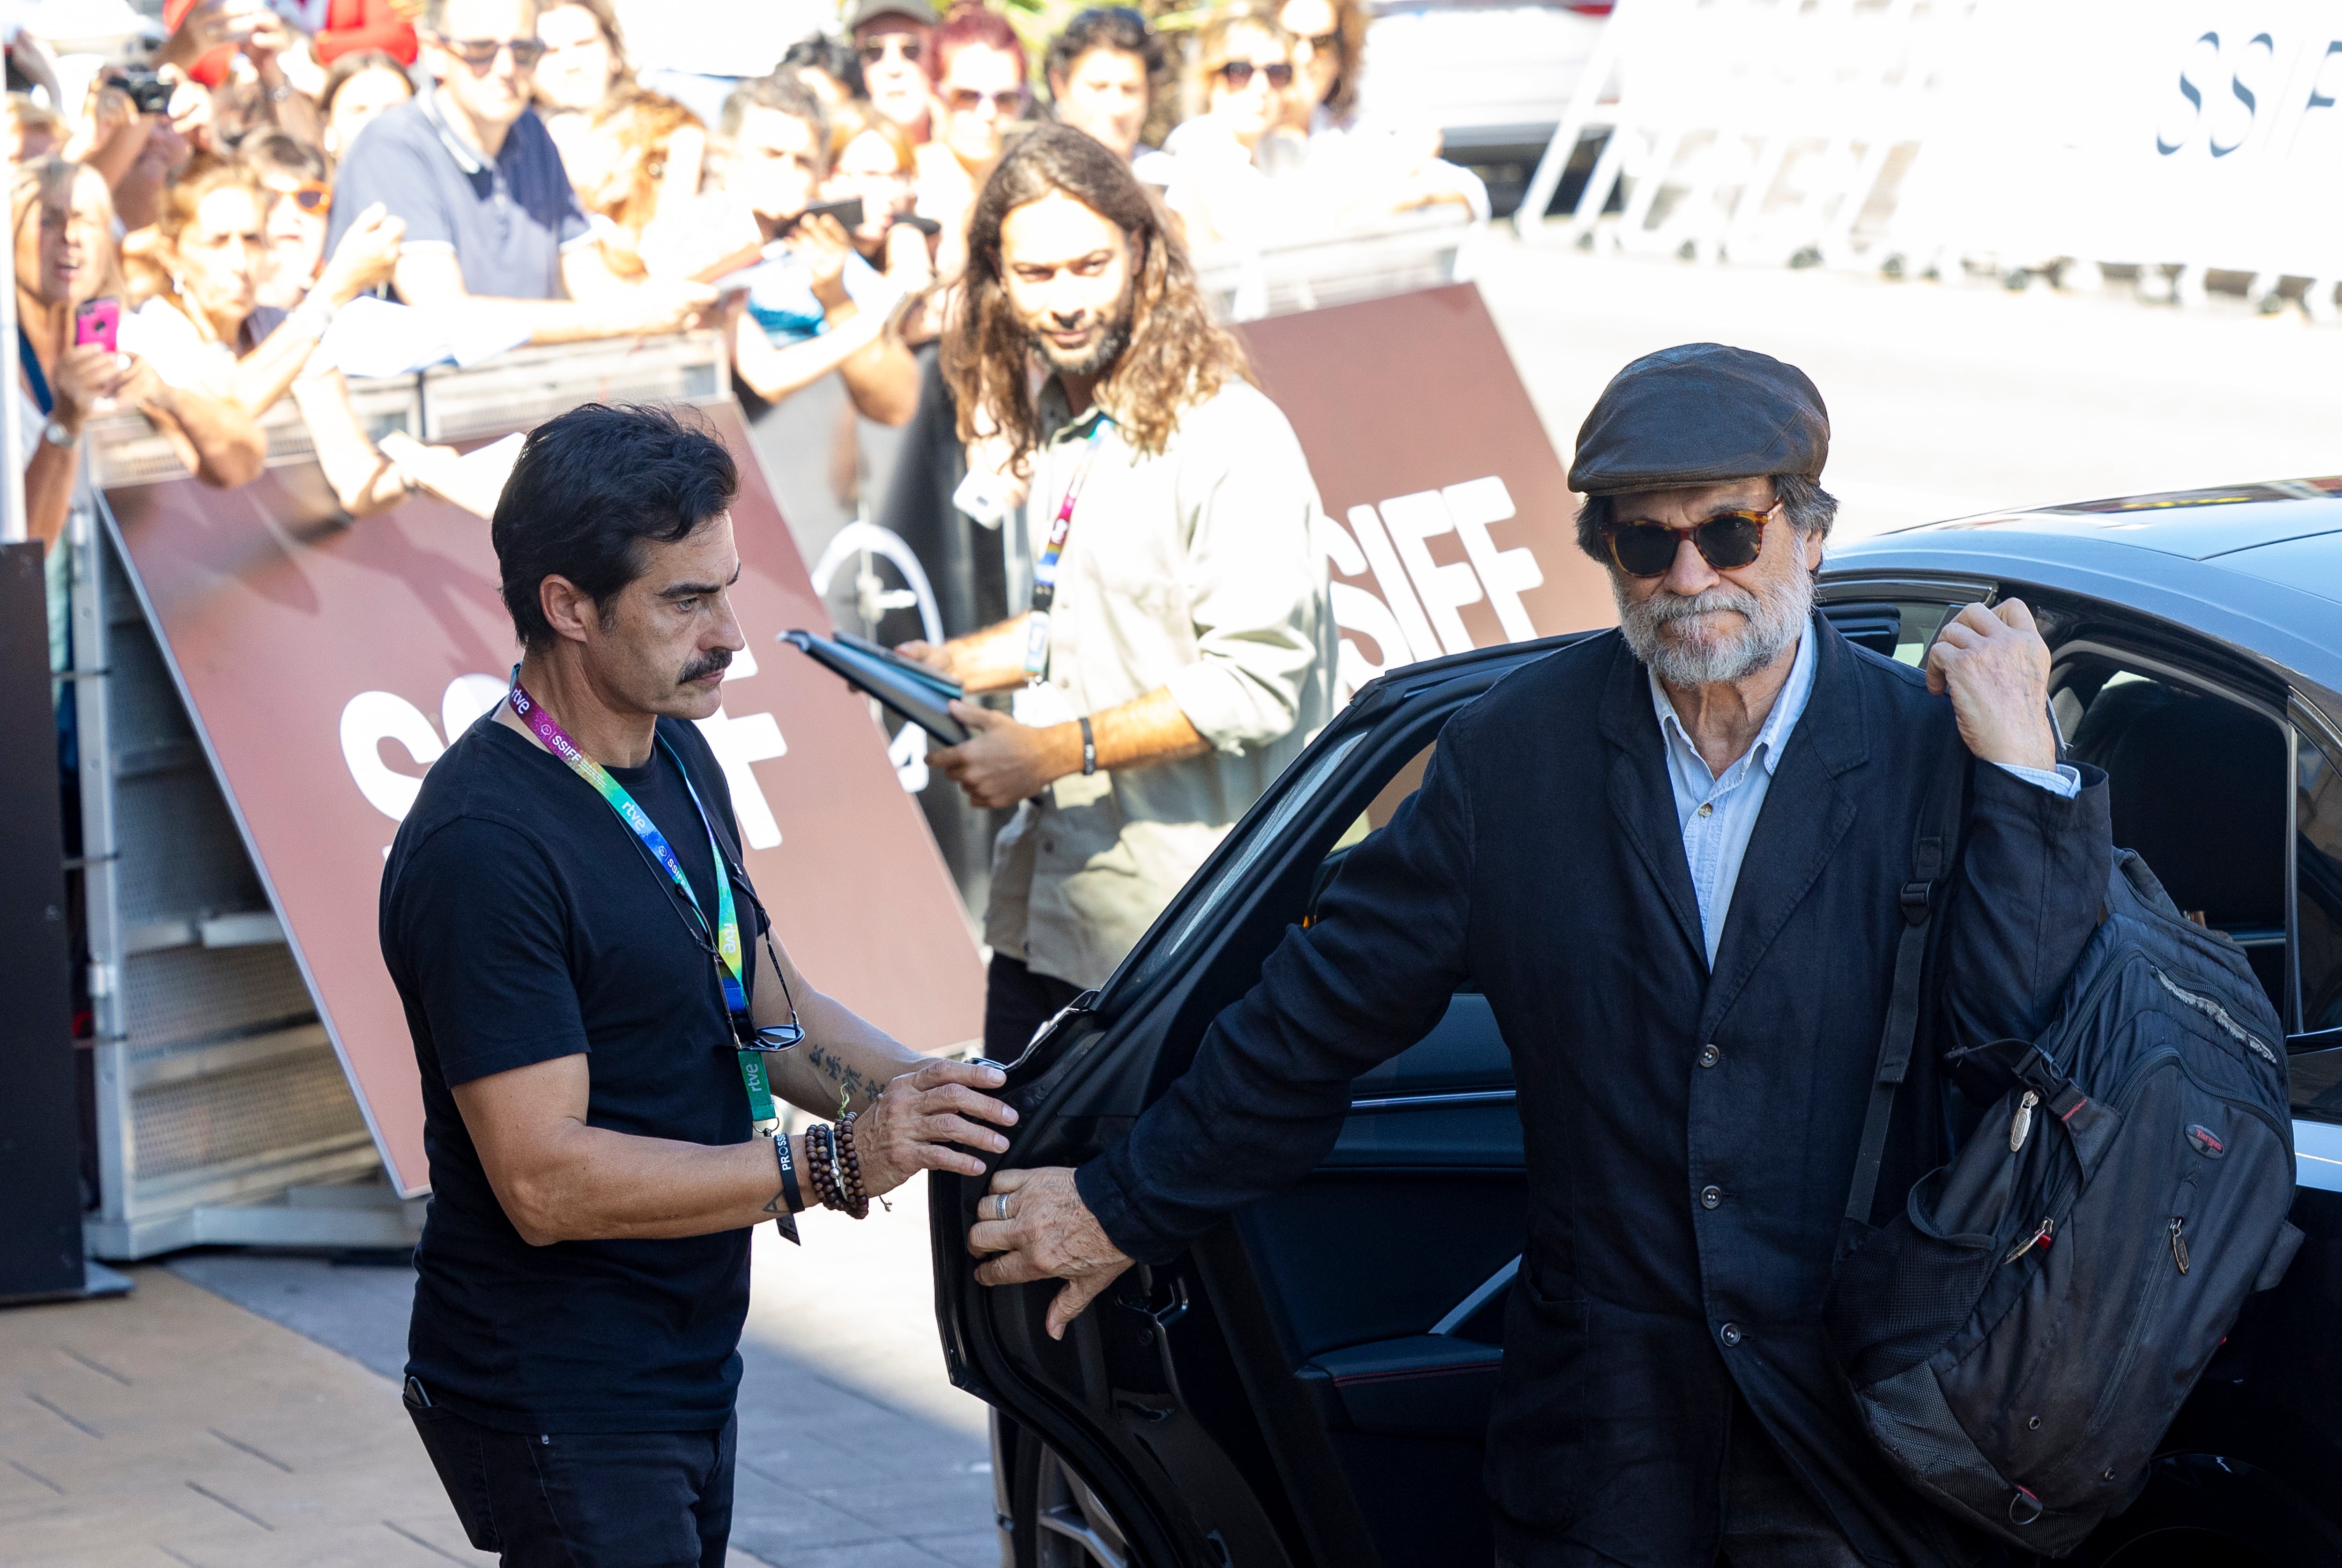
top-left (7, 0), bottom-right (1486, 658)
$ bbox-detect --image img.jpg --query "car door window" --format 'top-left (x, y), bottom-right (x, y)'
top-left (2298, 728), bottom-right (2342, 1034)
top-left (2055, 660), bottom-right (2290, 1015)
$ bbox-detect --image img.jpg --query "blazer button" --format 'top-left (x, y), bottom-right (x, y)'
top-left (1719, 1322), bottom-right (1743, 1347)
top-left (1697, 1043), bottom-right (1721, 1068)
top-left (1700, 1185), bottom-right (1723, 1209)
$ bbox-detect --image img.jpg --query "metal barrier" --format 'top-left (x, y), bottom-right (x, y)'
top-left (74, 331), bottom-right (727, 1260)
top-left (1193, 212), bottom-right (1480, 321)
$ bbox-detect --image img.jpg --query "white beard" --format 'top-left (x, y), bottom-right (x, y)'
top-left (1613, 553), bottom-right (1814, 688)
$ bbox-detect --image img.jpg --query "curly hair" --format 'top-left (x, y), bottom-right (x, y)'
top-left (944, 123), bottom-right (1253, 472)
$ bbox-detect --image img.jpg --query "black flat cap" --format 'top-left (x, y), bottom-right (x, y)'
top-left (1568, 343), bottom-right (1829, 497)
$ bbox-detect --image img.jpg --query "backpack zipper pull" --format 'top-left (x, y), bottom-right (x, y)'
top-left (2004, 1215), bottom-right (2055, 1265)
top-left (2170, 1216), bottom-right (2190, 1275)
top-left (2008, 1090), bottom-right (2039, 1154)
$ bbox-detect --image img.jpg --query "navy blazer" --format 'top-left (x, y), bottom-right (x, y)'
top-left (1079, 617), bottom-right (2114, 1568)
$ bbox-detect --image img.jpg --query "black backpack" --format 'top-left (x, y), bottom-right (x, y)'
top-left (1824, 757), bottom-right (2305, 1556)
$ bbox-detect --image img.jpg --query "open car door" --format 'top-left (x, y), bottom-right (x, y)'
top-left (931, 637), bottom-right (1580, 1568)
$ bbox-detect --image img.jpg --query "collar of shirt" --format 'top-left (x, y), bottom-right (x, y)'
top-left (417, 84), bottom-right (492, 177)
top-left (1649, 614), bottom-right (1815, 806)
top-left (1035, 376), bottom-right (1112, 447)
top-left (1647, 616), bottom-right (1816, 966)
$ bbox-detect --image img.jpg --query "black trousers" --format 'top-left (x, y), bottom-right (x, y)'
top-left (1494, 1400), bottom-right (1862, 1568)
top-left (982, 953), bottom-right (1085, 1062)
top-left (406, 1385), bottom-right (735, 1568)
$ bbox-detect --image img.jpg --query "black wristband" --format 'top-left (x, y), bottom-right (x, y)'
top-left (769, 1129), bottom-right (804, 1245)
top-left (773, 1128), bottom-right (805, 1213)
top-left (1079, 715), bottom-right (1096, 776)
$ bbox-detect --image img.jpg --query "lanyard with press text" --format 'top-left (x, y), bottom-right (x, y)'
top-left (506, 673), bottom-right (796, 1142)
top-left (1021, 416), bottom-right (1111, 684)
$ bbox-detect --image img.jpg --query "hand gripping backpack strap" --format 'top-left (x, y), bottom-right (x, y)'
top-left (1843, 731), bottom-right (1970, 1235)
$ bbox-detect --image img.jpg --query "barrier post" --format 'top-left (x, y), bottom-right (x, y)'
top-left (2, 175), bottom-right (23, 547)
top-left (0, 542), bottom-right (83, 1302)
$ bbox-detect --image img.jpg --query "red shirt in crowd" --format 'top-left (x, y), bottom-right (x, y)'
top-left (163, 0), bottom-right (418, 87)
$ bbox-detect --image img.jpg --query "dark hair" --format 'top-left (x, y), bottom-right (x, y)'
top-left (237, 128), bottom-right (329, 185)
top-left (319, 50), bottom-right (414, 118)
top-left (1046, 7), bottom-right (1163, 92)
top-left (1573, 473), bottom-right (1840, 562)
top-left (720, 67), bottom-right (831, 156)
top-left (493, 404), bottom-right (740, 650)
top-left (946, 123), bottom-right (1253, 471)
top-left (780, 32), bottom-right (867, 99)
top-left (926, 1), bottom-right (1027, 88)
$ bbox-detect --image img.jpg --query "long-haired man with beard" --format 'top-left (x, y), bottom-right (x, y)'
top-left (970, 344), bottom-right (2116, 1566)
top-left (899, 123), bottom-right (1335, 1060)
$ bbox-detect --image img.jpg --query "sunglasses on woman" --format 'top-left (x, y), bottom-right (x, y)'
top-left (948, 87), bottom-right (1026, 114)
top-left (272, 181), bottom-right (330, 214)
top-left (437, 35), bottom-right (548, 67)
top-left (1215, 59), bottom-right (1295, 89)
top-left (859, 35), bottom-right (922, 63)
top-left (1605, 504), bottom-right (1775, 578)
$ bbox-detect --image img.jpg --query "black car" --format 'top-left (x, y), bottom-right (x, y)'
top-left (931, 479), bottom-right (2342, 1568)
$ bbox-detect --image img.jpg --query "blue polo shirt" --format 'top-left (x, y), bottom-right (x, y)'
top-left (327, 87), bottom-right (592, 302)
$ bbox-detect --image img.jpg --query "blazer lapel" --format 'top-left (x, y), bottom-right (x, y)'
top-left (1696, 616), bottom-right (1872, 1040)
top-left (1597, 636), bottom-right (1708, 973)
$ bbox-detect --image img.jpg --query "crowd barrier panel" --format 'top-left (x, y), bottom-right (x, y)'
top-left (72, 333), bottom-right (745, 1259)
top-left (1193, 210), bottom-right (1481, 322)
top-left (1519, 0), bottom-right (1984, 268)
top-left (1523, 0), bottom-right (2342, 316)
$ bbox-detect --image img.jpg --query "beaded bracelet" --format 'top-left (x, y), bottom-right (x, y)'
top-left (833, 1113), bottom-right (871, 1220)
top-left (805, 1123), bottom-right (843, 1213)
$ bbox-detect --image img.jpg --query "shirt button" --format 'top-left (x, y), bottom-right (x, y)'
top-left (1700, 1184), bottom-right (1723, 1209)
top-left (1719, 1322), bottom-right (1743, 1347)
top-left (1697, 802), bottom-right (1714, 818)
top-left (1697, 1043), bottom-right (1721, 1068)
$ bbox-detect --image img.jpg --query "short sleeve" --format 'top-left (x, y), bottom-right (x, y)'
top-left (392, 815), bottom-right (590, 1086)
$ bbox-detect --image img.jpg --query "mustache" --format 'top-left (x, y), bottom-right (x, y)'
top-left (1632, 584), bottom-right (1764, 626)
top-left (679, 649), bottom-right (734, 684)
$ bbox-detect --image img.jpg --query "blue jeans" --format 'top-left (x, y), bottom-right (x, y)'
top-left (406, 1385), bottom-right (736, 1568)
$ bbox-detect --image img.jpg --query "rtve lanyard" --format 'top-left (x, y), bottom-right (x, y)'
top-left (1020, 417), bottom-right (1112, 684)
top-left (507, 677), bottom-right (782, 1139)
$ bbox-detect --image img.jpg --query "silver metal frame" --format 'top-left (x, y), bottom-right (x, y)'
top-left (74, 333), bottom-right (727, 1259)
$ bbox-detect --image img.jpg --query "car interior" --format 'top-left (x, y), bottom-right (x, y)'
top-left (1190, 596), bottom-right (2342, 1566)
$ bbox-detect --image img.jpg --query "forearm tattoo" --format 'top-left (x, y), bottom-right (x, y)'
top-left (803, 1042), bottom-right (873, 1109)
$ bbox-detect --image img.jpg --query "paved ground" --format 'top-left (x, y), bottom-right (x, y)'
top-left (12, 235), bottom-right (2339, 1568)
top-left (3, 1183), bottom-right (994, 1568)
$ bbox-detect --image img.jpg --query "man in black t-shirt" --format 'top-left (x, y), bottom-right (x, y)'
top-left (381, 403), bottom-right (1015, 1568)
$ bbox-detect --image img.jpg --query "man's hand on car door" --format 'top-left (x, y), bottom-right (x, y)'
top-left (969, 1167), bottom-right (1135, 1339)
top-left (1925, 597), bottom-right (2058, 771)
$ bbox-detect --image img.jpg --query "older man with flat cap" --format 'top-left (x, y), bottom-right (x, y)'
top-left (971, 343), bottom-right (2113, 1566)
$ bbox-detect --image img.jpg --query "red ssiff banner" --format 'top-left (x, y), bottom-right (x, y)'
top-left (103, 400), bottom-right (985, 1196)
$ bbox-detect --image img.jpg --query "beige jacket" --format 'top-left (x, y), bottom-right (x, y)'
top-left (986, 378), bottom-right (1338, 990)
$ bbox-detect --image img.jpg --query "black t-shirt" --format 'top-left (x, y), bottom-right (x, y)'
top-left (380, 708), bottom-right (762, 1433)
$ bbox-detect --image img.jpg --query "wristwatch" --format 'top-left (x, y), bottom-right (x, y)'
top-left (41, 419), bottom-right (77, 448)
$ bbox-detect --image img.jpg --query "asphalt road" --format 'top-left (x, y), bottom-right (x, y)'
top-left (1473, 236), bottom-right (2342, 540)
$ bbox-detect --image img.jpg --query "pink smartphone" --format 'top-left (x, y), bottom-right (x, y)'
top-left (74, 297), bottom-right (120, 355)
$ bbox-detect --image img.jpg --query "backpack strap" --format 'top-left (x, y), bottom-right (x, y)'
top-left (1843, 730), bottom-right (1969, 1234)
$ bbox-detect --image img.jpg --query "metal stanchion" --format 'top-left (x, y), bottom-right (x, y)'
top-left (2, 172), bottom-right (24, 546)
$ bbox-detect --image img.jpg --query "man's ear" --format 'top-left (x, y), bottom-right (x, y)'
top-left (538, 573), bottom-right (596, 645)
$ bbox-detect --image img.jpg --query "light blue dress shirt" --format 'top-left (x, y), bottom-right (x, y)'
top-left (1652, 621), bottom-right (2082, 966)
